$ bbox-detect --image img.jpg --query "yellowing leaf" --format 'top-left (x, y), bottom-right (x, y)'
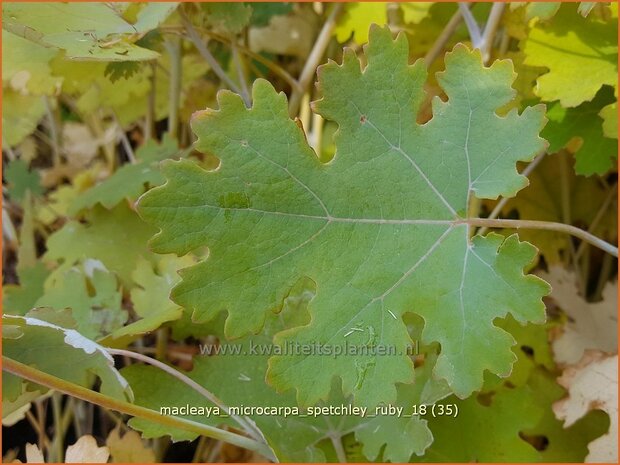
top-left (2, 3), bottom-right (172, 61)
top-left (600, 101), bottom-right (618, 138)
top-left (2, 89), bottom-right (46, 147)
top-left (523, 3), bottom-right (618, 107)
top-left (2, 30), bottom-right (61, 95)
top-left (106, 428), bottom-right (155, 463)
top-left (401, 3), bottom-right (434, 25)
top-left (335, 3), bottom-right (387, 44)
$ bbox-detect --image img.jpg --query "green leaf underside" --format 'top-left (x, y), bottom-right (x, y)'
top-left (138, 27), bottom-right (550, 406)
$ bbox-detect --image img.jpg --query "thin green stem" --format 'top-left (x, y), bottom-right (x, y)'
top-left (288, 4), bottom-right (343, 117)
top-left (51, 393), bottom-right (65, 462)
top-left (232, 43), bottom-right (251, 107)
top-left (330, 434), bottom-right (347, 463)
top-left (145, 62), bottom-right (156, 141)
top-left (179, 9), bottom-right (245, 100)
top-left (463, 218), bottom-right (618, 257)
top-left (43, 96), bottom-right (61, 166)
top-left (458, 3), bottom-right (482, 47)
top-left (479, 3), bottom-right (505, 63)
top-left (106, 348), bottom-right (264, 442)
top-left (424, 7), bottom-right (463, 66)
top-left (3, 356), bottom-right (276, 460)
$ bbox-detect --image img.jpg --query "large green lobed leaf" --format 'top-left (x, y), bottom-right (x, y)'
top-left (138, 26), bottom-right (550, 406)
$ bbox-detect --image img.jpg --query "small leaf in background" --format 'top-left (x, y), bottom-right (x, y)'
top-left (543, 87), bottom-right (617, 175)
top-left (104, 61), bottom-right (143, 83)
top-left (4, 159), bottom-right (43, 202)
top-left (44, 203), bottom-right (157, 287)
top-left (69, 135), bottom-right (183, 214)
top-left (202, 2), bottom-right (253, 35)
top-left (106, 254), bottom-right (194, 341)
top-left (523, 2), bottom-right (561, 21)
top-left (35, 263), bottom-right (126, 340)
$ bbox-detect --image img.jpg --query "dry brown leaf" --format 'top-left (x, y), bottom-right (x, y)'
top-left (24, 444), bottom-right (44, 463)
top-left (554, 351), bottom-right (618, 463)
top-left (540, 266), bottom-right (617, 364)
top-left (64, 436), bottom-right (110, 463)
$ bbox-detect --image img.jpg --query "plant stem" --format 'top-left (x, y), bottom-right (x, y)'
top-left (3, 143), bottom-right (17, 161)
top-left (113, 112), bottom-right (136, 164)
top-left (3, 356), bottom-right (276, 460)
top-left (575, 182), bottom-right (618, 260)
top-left (477, 152), bottom-right (546, 235)
top-left (594, 252), bottom-right (614, 300)
top-left (106, 348), bottom-right (264, 442)
top-left (458, 3), bottom-right (482, 47)
top-left (164, 37), bottom-right (182, 139)
top-left (330, 434), bottom-right (347, 463)
top-left (232, 43), bottom-right (251, 107)
top-left (424, 7), bottom-right (463, 66)
top-left (192, 436), bottom-right (210, 463)
top-left (288, 4), bottom-right (343, 117)
top-left (479, 3), bottom-right (505, 63)
top-left (463, 218), bottom-right (618, 257)
top-left (43, 96), bottom-right (61, 166)
top-left (145, 62), bottom-right (156, 141)
top-left (162, 26), bottom-right (301, 94)
top-left (51, 393), bottom-right (65, 462)
top-left (155, 327), bottom-right (168, 361)
top-left (179, 9), bottom-right (245, 100)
